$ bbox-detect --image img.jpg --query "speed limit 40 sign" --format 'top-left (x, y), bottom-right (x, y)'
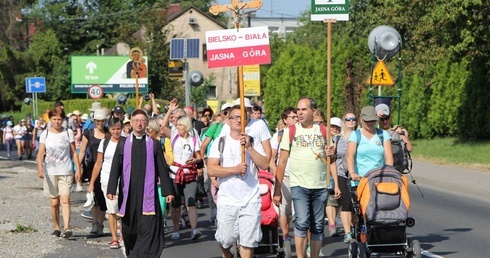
top-left (88, 85), bottom-right (103, 99)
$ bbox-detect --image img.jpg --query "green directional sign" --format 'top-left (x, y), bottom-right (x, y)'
top-left (311, 0), bottom-right (350, 21)
top-left (71, 56), bottom-right (149, 94)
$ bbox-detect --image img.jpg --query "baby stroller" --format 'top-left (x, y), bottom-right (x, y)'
top-left (235, 170), bottom-right (290, 258)
top-left (348, 165), bottom-right (421, 258)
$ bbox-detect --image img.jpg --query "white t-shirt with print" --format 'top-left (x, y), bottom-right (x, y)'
top-left (169, 130), bottom-right (201, 178)
top-left (97, 139), bottom-right (118, 184)
top-left (208, 134), bottom-right (265, 206)
top-left (40, 128), bottom-right (74, 176)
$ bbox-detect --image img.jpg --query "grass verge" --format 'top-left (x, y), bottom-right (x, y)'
top-left (411, 137), bottom-right (490, 170)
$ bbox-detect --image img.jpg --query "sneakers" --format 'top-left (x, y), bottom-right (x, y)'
top-left (75, 184), bottom-right (83, 192)
top-left (61, 229), bottom-right (73, 238)
top-left (319, 248), bottom-right (325, 257)
top-left (344, 232), bottom-right (353, 243)
top-left (90, 222), bottom-right (99, 235)
top-left (171, 231), bottom-right (180, 240)
top-left (97, 224), bottom-right (105, 236)
top-left (329, 224), bottom-right (339, 237)
top-left (81, 210), bottom-right (93, 220)
top-left (109, 240), bottom-right (120, 249)
top-left (191, 229), bottom-right (202, 240)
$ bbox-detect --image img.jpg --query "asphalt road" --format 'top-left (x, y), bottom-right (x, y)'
top-left (1, 147), bottom-right (489, 257)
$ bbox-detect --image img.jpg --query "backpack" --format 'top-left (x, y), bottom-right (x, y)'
top-left (84, 129), bottom-right (95, 168)
top-left (389, 131), bottom-right (412, 173)
top-left (101, 136), bottom-right (111, 162)
top-left (355, 129), bottom-right (412, 174)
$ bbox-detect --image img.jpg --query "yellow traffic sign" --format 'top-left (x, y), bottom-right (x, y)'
top-left (366, 60), bottom-right (395, 86)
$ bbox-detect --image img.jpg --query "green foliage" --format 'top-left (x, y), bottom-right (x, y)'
top-left (1, 0), bottom-right (490, 140)
top-left (13, 224), bottom-right (37, 233)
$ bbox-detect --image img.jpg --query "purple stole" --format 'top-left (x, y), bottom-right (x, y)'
top-left (117, 133), bottom-right (156, 217)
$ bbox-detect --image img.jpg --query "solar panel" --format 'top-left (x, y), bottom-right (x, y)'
top-left (170, 38), bottom-right (184, 60)
top-left (186, 38), bottom-right (200, 59)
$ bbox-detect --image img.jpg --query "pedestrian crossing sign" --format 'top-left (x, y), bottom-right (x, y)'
top-left (366, 60), bottom-right (395, 86)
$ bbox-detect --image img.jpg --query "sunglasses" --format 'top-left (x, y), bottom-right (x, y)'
top-left (345, 117), bottom-right (357, 122)
top-left (145, 128), bottom-right (153, 133)
top-left (380, 116), bottom-right (391, 122)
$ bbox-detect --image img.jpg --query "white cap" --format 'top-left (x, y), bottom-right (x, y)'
top-left (221, 103), bottom-right (233, 111)
top-left (330, 117), bottom-right (342, 128)
top-left (234, 97), bottom-right (252, 108)
top-left (375, 104), bottom-right (390, 116)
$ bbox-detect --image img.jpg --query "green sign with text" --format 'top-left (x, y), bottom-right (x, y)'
top-left (311, 0), bottom-right (350, 21)
top-left (71, 56), bottom-right (149, 94)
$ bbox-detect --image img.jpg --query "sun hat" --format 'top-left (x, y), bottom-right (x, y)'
top-left (123, 118), bottom-right (131, 124)
top-left (234, 97), bottom-right (253, 108)
top-left (72, 110), bottom-right (81, 116)
top-left (221, 103), bottom-right (233, 111)
top-left (80, 113), bottom-right (89, 120)
top-left (375, 104), bottom-right (390, 116)
top-left (360, 106), bottom-right (379, 122)
top-left (89, 102), bottom-right (102, 111)
top-left (330, 117), bottom-right (342, 128)
top-left (6, 121), bottom-right (13, 126)
top-left (93, 109), bottom-right (107, 120)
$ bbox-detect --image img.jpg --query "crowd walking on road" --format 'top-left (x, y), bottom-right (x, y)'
top-left (1, 93), bottom-right (415, 258)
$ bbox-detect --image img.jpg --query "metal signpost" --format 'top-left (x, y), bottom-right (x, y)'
top-left (209, 0), bottom-right (267, 162)
top-left (170, 38), bottom-right (200, 107)
top-left (71, 56), bottom-right (149, 94)
top-left (25, 77), bottom-right (46, 119)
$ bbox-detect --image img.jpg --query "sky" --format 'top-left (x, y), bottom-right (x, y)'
top-left (214, 0), bottom-right (311, 18)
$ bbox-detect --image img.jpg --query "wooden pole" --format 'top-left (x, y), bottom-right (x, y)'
top-left (135, 74), bottom-right (139, 108)
top-left (324, 18), bottom-right (336, 185)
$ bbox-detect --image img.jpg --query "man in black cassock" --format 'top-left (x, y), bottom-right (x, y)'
top-left (107, 109), bottom-right (174, 257)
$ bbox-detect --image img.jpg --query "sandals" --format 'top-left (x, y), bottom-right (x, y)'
top-left (109, 240), bottom-right (120, 249)
top-left (51, 230), bottom-right (61, 237)
top-left (61, 229), bottom-right (73, 239)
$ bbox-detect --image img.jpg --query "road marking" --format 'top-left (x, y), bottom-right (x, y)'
top-left (423, 250), bottom-right (445, 258)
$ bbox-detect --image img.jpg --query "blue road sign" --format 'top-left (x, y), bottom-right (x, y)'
top-left (25, 77), bottom-right (46, 93)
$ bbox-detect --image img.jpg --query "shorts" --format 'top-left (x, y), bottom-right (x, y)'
top-left (171, 181), bottom-right (198, 208)
top-left (279, 176), bottom-right (292, 216)
top-left (326, 193), bottom-right (339, 207)
top-left (337, 176), bottom-right (353, 212)
top-left (101, 183), bottom-right (119, 214)
top-left (215, 202), bottom-right (262, 249)
top-left (44, 175), bottom-right (73, 198)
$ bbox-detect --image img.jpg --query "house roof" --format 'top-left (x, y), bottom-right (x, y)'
top-left (167, 5), bottom-right (227, 29)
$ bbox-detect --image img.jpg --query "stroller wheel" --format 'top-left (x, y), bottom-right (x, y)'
top-left (411, 240), bottom-right (421, 258)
